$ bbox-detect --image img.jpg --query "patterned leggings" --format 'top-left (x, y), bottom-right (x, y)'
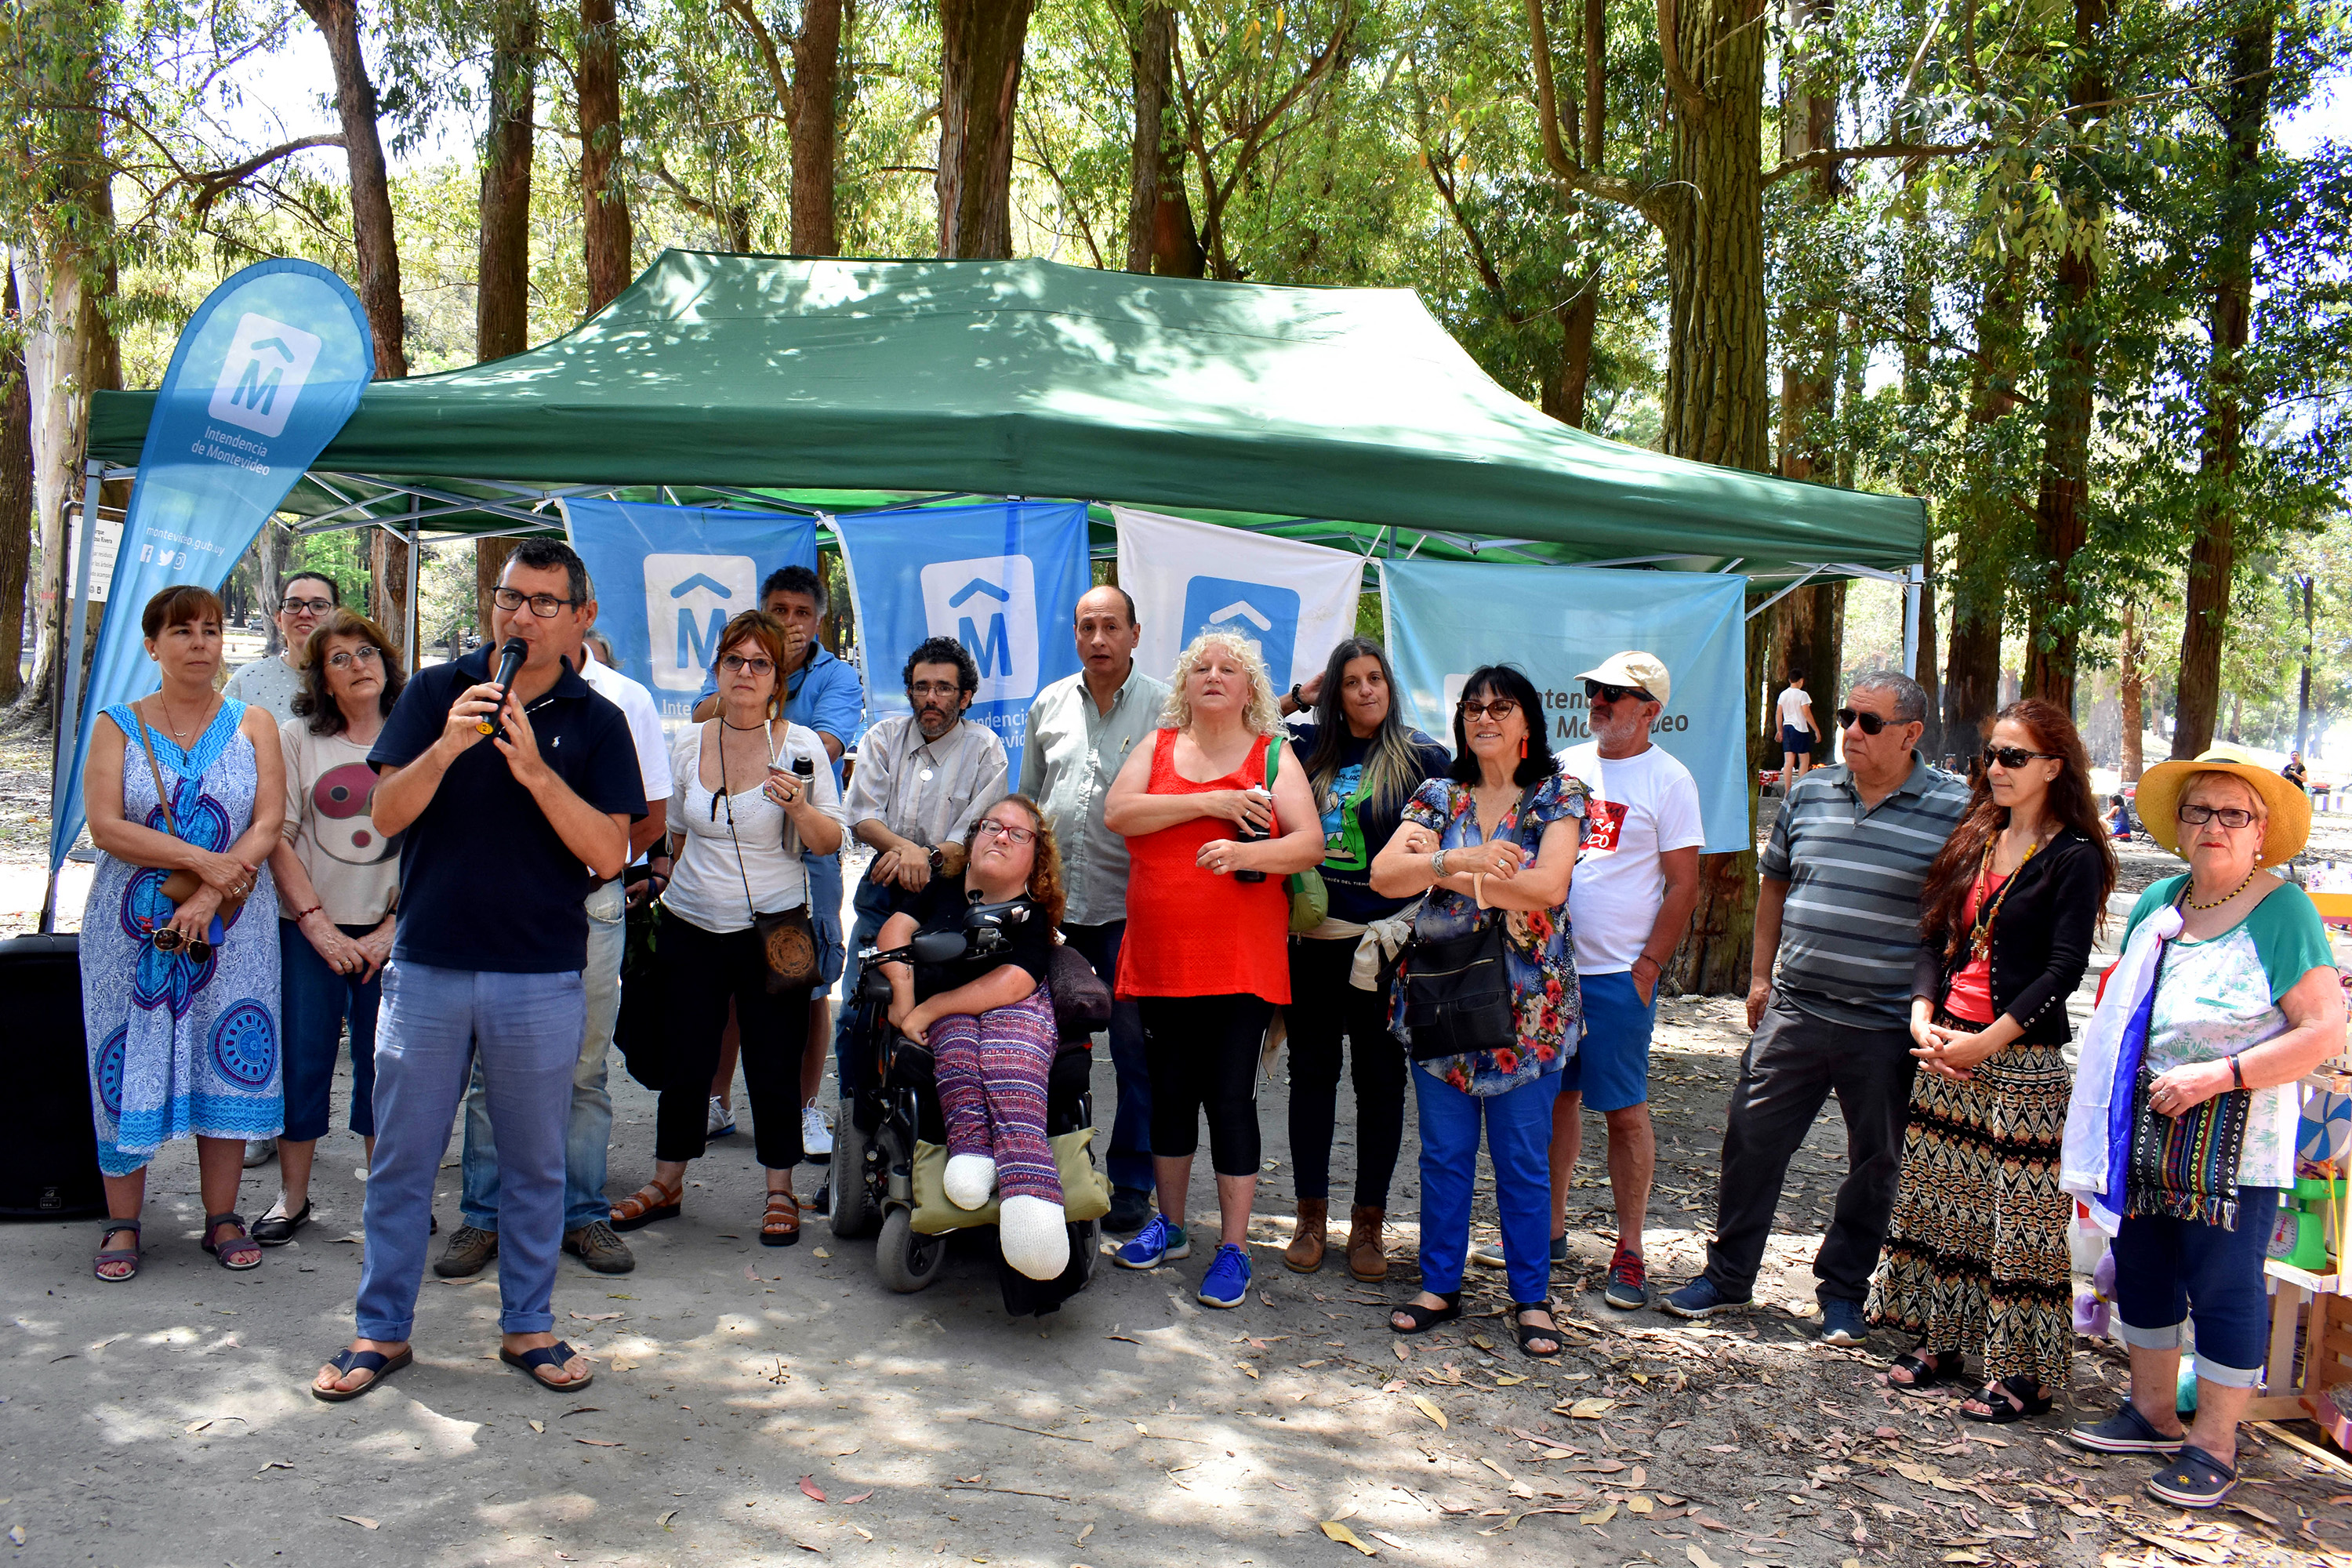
top-left (928, 987), bottom-right (1062, 1204)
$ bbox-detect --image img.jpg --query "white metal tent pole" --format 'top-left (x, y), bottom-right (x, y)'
top-left (405, 499), bottom-right (422, 673)
top-left (1901, 563), bottom-right (1923, 675)
top-left (43, 459), bottom-right (105, 932)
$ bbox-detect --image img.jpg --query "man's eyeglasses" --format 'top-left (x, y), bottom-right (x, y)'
top-left (325, 645), bottom-right (383, 671)
top-left (1983, 745), bottom-right (2061, 771)
top-left (1836, 707), bottom-right (1901, 735)
top-left (1458, 698), bottom-right (1520, 721)
top-left (971, 818), bottom-right (1038, 846)
top-left (2177, 802), bottom-right (2259, 830)
top-left (279, 597), bottom-right (333, 615)
top-left (1584, 681), bottom-right (1654, 706)
top-left (909, 681), bottom-right (963, 700)
top-left (720, 654), bottom-right (775, 676)
top-left (492, 586), bottom-right (582, 618)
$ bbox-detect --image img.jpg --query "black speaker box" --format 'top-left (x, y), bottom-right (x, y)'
top-left (0, 933), bottom-right (106, 1218)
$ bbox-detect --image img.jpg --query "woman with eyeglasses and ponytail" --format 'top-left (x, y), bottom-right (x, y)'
top-left (1868, 699), bottom-right (2113, 1425)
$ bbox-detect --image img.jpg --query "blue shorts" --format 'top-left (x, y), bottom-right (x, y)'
top-left (1780, 724), bottom-right (1813, 755)
top-left (1558, 969), bottom-right (1655, 1112)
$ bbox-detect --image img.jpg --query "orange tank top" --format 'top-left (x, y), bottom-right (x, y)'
top-left (1116, 728), bottom-right (1291, 1004)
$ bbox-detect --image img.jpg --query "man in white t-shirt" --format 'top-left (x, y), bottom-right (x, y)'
top-left (1776, 670), bottom-right (1820, 786)
top-left (1476, 650), bottom-right (1703, 1308)
top-left (439, 582), bottom-right (673, 1281)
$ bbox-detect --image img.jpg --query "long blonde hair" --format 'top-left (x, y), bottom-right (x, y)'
top-left (1158, 630), bottom-right (1283, 736)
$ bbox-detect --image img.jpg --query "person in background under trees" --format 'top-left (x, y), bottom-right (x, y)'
top-left (1776, 668), bottom-right (1821, 790)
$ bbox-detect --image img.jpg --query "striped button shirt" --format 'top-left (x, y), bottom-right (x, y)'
top-left (1760, 755), bottom-right (1970, 1029)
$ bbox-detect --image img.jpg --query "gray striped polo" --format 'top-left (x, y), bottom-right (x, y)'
top-left (1760, 756), bottom-right (1970, 1029)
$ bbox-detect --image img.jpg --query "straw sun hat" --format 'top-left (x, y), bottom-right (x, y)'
top-left (2133, 745), bottom-right (2312, 870)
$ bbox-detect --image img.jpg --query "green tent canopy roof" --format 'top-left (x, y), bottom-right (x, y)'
top-left (87, 249), bottom-right (1923, 577)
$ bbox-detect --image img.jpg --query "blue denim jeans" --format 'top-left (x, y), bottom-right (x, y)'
top-left (1062, 920), bottom-right (1151, 1192)
top-left (459, 879), bottom-right (624, 1233)
top-left (278, 918), bottom-right (382, 1142)
top-left (2111, 1186), bottom-right (2282, 1386)
top-left (1414, 1066), bottom-right (1562, 1307)
top-left (355, 961), bottom-right (585, 1340)
top-left (833, 876), bottom-right (900, 1099)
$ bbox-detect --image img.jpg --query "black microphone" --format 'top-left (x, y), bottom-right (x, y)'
top-left (476, 637), bottom-right (529, 739)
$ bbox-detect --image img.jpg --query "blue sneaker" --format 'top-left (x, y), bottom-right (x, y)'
top-left (1197, 1243), bottom-right (1251, 1308)
top-left (1661, 1276), bottom-right (1751, 1319)
top-left (1114, 1214), bottom-right (1189, 1269)
top-left (1819, 1298), bottom-right (1869, 1347)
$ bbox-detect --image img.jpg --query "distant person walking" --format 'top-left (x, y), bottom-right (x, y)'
top-left (2281, 752), bottom-right (2308, 793)
top-left (1776, 670), bottom-right (1821, 787)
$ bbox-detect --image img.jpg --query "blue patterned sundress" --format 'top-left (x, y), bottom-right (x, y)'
top-left (82, 700), bottom-right (283, 1174)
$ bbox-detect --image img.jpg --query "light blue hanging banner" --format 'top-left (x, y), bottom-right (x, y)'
top-left (1382, 561), bottom-right (1750, 853)
top-left (835, 500), bottom-right (1090, 785)
top-left (562, 497), bottom-right (819, 723)
top-left (51, 258), bottom-right (373, 872)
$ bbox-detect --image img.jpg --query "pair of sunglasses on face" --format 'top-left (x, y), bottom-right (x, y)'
top-left (1834, 706), bottom-right (1924, 736)
top-left (1982, 745), bottom-right (2063, 771)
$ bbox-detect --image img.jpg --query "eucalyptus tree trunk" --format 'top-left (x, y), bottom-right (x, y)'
top-left (2169, 7), bottom-right (2274, 758)
top-left (789, 0), bottom-right (844, 254)
top-left (578, 0), bottom-right (633, 310)
top-left (1944, 260), bottom-right (2024, 751)
top-left (1124, 1), bottom-right (1203, 277)
top-left (297, 0), bottom-right (407, 377)
top-left (2119, 602), bottom-right (2144, 781)
top-left (0, 267), bottom-right (31, 706)
top-left (477, 0), bottom-right (537, 363)
top-left (936, 0), bottom-right (1034, 259)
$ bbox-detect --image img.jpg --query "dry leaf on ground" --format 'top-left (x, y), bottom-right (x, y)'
top-left (798, 1476), bottom-right (827, 1502)
top-left (1410, 1396), bottom-right (1447, 1429)
top-left (1687, 1547), bottom-right (1725, 1568)
top-left (337, 1515), bottom-right (379, 1530)
top-left (1319, 1519), bottom-right (1378, 1555)
top-left (1568, 1399), bottom-right (1616, 1419)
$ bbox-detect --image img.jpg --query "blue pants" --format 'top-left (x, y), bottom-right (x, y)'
top-left (459, 879), bottom-right (624, 1232)
top-left (2111, 1187), bottom-right (2281, 1386)
top-left (833, 876), bottom-right (901, 1099)
top-left (1414, 1066), bottom-right (1561, 1308)
top-left (278, 919), bottom-right (382, 1142)
top-left (356, 961), bottom-right (585, 1341)
top-left (1062, 920), bottom-right (1151, 1192)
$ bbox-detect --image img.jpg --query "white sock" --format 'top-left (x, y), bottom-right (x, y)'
top-left (999, 1195), bottom-right (1069, 1280)
top-left (943, 1153), bottom-right (996, 1210)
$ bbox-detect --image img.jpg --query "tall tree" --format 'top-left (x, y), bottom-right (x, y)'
top-left (1124, 0), bottom-right (1202, 276)
top-left (2118, 600), bottom-right (2143, 780)
top-left (1943, 260), bottom-right (2025, 751)
top-left (477, 0), bottom-right (538, 361)
top-left (716, 0), bottom-right (844, 254)
top-left (2169, 6), bottom-right (2275, 757)
top-left (578, 0), bottom-right (633, 308)
top-left (0, 267), bottom-right (31, 705)
top-left (935, 0), bottom-right (1036, 258)
top-left (296, 0), bottom-right (408, 377)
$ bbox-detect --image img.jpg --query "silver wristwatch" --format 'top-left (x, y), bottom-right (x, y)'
top-left (1431, 849), bottom-right (1448, 877)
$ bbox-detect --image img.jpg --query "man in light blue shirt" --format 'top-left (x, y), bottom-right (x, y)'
top-left (1019, 584), bottom-right (1169, 1233)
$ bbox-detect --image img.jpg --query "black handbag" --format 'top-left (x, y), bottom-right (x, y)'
top-left (612, 897), bottom-right (670, 1091)
top-left (1399, 780), bottom-right (1538, 1062)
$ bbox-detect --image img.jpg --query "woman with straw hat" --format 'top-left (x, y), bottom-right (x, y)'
top-left (2060, 746), bottom-right (2345, 1508)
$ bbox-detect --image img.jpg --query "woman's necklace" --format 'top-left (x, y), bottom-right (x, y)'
top-left (153, 690), bottom-right (213, 740)
top-left (2186, 866), bottom-right (2259, 911)
top-left (1965, 821), bottom-right (2048, 962)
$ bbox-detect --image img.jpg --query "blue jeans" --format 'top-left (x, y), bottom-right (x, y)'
top-left (1414, 1066), bottom-right (1561, 1307)
top-left (2111, 1186), bottom-right (2281, 1386)
top-left (460, 879), bottom-right (624, 1233)
top-left (278, 918), bottom-right (382, 1142)
top-left (356, 962), bottom-right (585, 1340)
top-left (833, 876), bottom-right (900, 1099)
top-left (1062, 920), bottom-right (1151, 1192)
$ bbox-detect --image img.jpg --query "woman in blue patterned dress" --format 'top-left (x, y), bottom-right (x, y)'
top-left (1370, 664), bottom-right (1586, 1357)
top-left (81, 586), bottom-right (286, 1281)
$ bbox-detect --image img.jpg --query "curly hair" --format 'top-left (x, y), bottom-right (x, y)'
top-left (973, 793), bottom-right (1067, 928)
top-left (903, 634), bottom-right (979, 695)
top-left (1157, 629), bottom-right (1283, 736)
top-left (291, 608), bottom-right (407, 735)
top-left (711, 610), bottom-right (790, 720)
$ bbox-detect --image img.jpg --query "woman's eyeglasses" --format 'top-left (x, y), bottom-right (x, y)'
top-left (151, 927), bottom-right (212, 964)
top-left (1983, 745), bottom-right (2061, 770)
top-left (2177, 802), bottom-right (2259, 829)
top-left (325, 645), bottom-right (383, 670)
top-left (1835, 707), bottom-right (1897, 735)
top-left (971, 819), bottom-right (1037, 846)
top-left (1584, 681), bottom-right (1653, 705)
top-left (1458, 698), bottom-right (1520, 721)
top-left (279, 597), bottom-right (333, 615)
top-left (720, 654), bottom-right (775, 676)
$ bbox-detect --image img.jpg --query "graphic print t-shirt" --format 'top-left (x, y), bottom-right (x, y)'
top-left (1561, 740), bottom-right (1705, 974)
top-left (1283, 722), bottom-right (1451, 924)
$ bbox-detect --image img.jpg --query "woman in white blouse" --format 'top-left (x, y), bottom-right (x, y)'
top-left (608, 611), bottom-right (844, 1245)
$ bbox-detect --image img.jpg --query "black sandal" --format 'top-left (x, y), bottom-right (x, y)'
top-left (501, 1340), bottom-right (594, 1392)
top-left (1960, 1374), bottom-right (2053, 1424)
top-left (93, 1219), bottom-right (142, 1283)
top-left (312, 1345), bottom-right (412, 1403)
top-left (1887, 1347), bottom-right (1960, 1394)
top-left (1514, 1301), bottom-right (1564, 1359)
top-left (1390, 1290), bottom-right (1463, 1334)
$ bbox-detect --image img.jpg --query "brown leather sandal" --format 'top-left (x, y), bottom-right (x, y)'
top-left (609, 1176), bottom-right (682, 1232)
top-left (760, 1190), bottom-right (800, 1247)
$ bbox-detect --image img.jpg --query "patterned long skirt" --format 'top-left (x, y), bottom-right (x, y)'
top-left (1865, 1030), bottom-right (2074, 1391)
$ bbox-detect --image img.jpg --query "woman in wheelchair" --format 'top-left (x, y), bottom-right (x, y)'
top-left (873, 794), bottom-right (1073, 1280)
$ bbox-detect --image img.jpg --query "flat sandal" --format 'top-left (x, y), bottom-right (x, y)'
top-left (760, 1190), bottom-right (800, 1247)
top-left (608, 1177), bottom-right (682, 1232)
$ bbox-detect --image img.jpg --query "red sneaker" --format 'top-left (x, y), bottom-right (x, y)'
top-left (1603, 1248), bottom-right (1648, 1311)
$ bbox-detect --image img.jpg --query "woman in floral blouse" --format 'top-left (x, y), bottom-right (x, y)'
top-left (1370, 664), bottom-right (1586, 1356)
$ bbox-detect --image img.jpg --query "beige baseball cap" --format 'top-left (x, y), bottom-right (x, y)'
top-left (1576, 651), bottom-right (1670, 707)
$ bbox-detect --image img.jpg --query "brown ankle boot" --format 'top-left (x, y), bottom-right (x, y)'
top-left (1284, 1198), bottom-right (1328, 1272)
top-left (1347, 1206), bottom-right (1388, 1282)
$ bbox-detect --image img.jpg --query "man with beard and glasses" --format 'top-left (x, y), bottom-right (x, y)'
top-left (832, 636), bottom-right (1010, 1102)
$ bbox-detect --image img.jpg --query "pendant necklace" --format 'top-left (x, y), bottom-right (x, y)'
top-left (1966, 826), bottom-right (2045, 963)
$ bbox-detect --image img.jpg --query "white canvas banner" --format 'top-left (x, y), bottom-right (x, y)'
top-left (1114, 506), bottom-right (1364, 695)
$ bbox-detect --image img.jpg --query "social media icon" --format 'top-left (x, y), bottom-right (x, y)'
top-left (643, 553), bottom-right (757, 691)
top-left (920, 556), bottom-right (1039, 706)
top-left (206, 313), bottom-right (324, 440)
top-left (1181, 576), bottom-right (1301, 686)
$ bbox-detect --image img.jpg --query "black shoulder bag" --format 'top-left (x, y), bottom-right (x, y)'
top-left (1400, 781), bottom-right (1537, 1062)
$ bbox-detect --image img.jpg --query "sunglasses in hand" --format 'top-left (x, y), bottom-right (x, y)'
top-left (151, 926), bottom-right (213, 964)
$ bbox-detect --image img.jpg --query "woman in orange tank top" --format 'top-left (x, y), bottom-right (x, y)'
top-left (1102, 631), bottom-right (1323, 1310)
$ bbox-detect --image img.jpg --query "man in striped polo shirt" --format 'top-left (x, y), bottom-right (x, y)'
top-left (1663, 670), bottom-right (1968, 1345)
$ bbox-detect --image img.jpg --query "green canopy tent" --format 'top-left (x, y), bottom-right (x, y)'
top-left (85, 249), bottom-right (1924, 590)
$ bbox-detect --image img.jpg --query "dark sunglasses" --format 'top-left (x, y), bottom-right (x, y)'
top-left (1835, 707), bottom-right (1904, 735)
top-left (1983, 745), bottom-right (2063, 771)
top-left (150, 927), bottom-right (212, 964)
top-left (1584, 681), bottom-right (1654, 706)
top-left (1457, 698), bottom-right (1521, 721)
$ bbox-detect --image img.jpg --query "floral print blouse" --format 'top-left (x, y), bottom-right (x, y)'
top-left (1388, 771), bottom-right (1588, 1096)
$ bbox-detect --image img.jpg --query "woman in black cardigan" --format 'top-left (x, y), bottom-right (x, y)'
top-left (1867, 699), bottom-right (2115, 1422)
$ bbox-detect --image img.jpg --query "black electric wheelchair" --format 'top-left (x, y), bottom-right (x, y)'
top-left (826, 895), bottom-right (1109, 1316)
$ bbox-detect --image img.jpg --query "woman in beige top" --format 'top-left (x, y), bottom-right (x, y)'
top-left (257, 609), bottom-right (405, 1245)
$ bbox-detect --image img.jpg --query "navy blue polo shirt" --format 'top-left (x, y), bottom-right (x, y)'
top-left (371, 647), bottom-right (646, 973)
